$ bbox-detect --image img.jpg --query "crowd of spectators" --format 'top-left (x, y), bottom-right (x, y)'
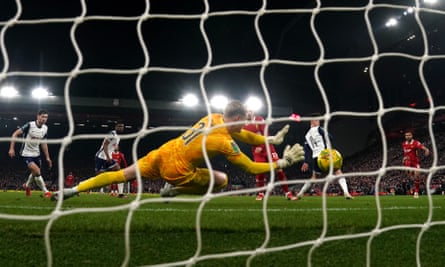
top-left (2, 125), bottom-right (445, 197)
top-left (226, 125), bottom-right (445, 197)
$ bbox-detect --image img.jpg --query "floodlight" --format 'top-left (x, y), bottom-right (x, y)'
top-left (0, 86), bottom-right (19, 98)
top-left (210, 95), bottom-right (228, 110)
top-left (385, 18), bottom-right (398, 27)
top-left (245, 96), bottom-right (263, 112)
top-left (181, 93), bottom-right (199, 107)
top-left (31, 87), bottom-right (50, 99)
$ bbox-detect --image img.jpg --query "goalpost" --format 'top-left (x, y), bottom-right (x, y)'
top-left (1, 0), bottom-right (445, 266)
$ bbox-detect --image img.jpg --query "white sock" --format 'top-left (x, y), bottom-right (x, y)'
top-left (338, 177), bottom-right (350, 195)
top-left (25, 174), bottom-right (34, 187)
top-left (34, 176), bottom-right (49, 193)
top-left (298, 181), bottom-right (312, 197)
top-left (118, 183), bottom-right (124, 194)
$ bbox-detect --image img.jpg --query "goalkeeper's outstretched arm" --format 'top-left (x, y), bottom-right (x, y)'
top-left (231, 124), bottom-right (290, 146)
top-left (228, 152), bottom-right (279, 174)
top-left (227, 143), bottom-right (304, 174)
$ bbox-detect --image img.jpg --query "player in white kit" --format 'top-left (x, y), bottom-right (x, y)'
top-left (297, 116), bottom-right (353, 199)
top-left (8, 110), bottom-right (53, 198)
top-left (94, 121), bottom-right (124, 193)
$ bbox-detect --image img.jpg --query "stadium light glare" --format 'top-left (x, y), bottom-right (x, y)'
top-left (180, 93), bottom-right (199, 107)
top-left (31, 87), bottom-right (50, 99)
top-left (210, 95), bottom-right (228, 110)
top-left (424, 0), bottom-right (437, 4)
top-left (385, 18), bottom-right (398, 27)
top-left (407, 34), bottom-right (416, 41)
top-left (244, 96), bottom-right (263, 112)
top-left (403, 8), bottom-right (414, 15)
top-left (0, 86), bottom-right (19, 98)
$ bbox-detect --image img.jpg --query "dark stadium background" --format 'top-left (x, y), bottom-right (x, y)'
top-left (0, 0), bottom-right (444, 169)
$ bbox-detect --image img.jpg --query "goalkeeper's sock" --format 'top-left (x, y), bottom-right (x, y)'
top-left (277, 170), bottom-right (289, 192)
top-left (298, 181), bottom-right (312, 197)
top-left (118, 183), bottom-right (124, 194)
top-left (338, 177), bottom-right (350, 195)
top-left (77, 170), bottom-right (126, 193)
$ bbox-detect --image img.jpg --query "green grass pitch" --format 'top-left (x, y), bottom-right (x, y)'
top-left (1, 191), bottom-right (445, 267)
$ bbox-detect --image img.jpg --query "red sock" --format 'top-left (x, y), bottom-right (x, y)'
top-left (414, 178), bottom-right (420, 193)
top-left (256, 174), bottom-right (266, 194)
top-left (277, 170), bottom-right (289, 193)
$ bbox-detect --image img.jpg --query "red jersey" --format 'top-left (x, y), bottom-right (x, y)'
top-left (65, 174), bottom-right (74, 187)
top-left (112, 151), bottom-right (128, 168)
top-left (402, 139), bottom-right (424, 166)
top-left (243, 115), bottom-right (277, 156)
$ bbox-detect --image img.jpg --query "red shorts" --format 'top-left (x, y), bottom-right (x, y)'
top-left (404, 160), bottom-right (420, 169)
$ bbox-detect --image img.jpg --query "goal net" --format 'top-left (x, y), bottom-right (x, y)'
top-left (1, 0), bottom-right (445, 266)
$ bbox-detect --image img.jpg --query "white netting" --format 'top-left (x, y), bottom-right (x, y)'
top-left (1, 0), bottom-right (445, 266)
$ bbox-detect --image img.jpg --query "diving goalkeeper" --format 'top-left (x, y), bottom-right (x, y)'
top-left (52, 100), bottom-right (304, 200)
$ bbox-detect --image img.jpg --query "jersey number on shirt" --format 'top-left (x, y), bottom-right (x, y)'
top-left (182, 122), bottom-right (205, 145)
top-left (308, 136), bottom-right (321, 150)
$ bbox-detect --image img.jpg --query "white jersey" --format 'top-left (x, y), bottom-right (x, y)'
top-left (95, 130), bottom-right (120, 160)
top-left (19, 121), bottom-right (48, 157)
top-left (304, 126), bottom-right (328, 158)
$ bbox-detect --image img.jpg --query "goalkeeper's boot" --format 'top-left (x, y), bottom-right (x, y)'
top-left (44, 191), bottom-right (52, 198)
top-left (51, 188), bottom-right (77, 201)
top-left (255, 192), bottom-right (264, 201)
top-left (160, 183), bottom-right (179, 198)
top-left (285, 192), bottom-right (298, 201)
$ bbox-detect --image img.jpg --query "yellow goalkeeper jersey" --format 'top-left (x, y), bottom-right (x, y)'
top-left (138, 113), bottom-right (278, 184)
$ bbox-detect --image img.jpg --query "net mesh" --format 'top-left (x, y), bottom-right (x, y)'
top-left (1, 0), bottom-right (445, 266)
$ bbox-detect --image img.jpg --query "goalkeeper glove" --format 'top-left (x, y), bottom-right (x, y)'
top-left (276, 143), bottom-right (305, 169)
top-left (267, 124), bottom-right (290, 145)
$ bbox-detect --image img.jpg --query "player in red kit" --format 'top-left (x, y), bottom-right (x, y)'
top-left (111, 146), bottom-right (128, 198)
top-left (243, 110), bottom-right (298, 201)
top-left (65, 172), bottom-right (75, 188)
top-left (402, 131), bottom-right (430, 198)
